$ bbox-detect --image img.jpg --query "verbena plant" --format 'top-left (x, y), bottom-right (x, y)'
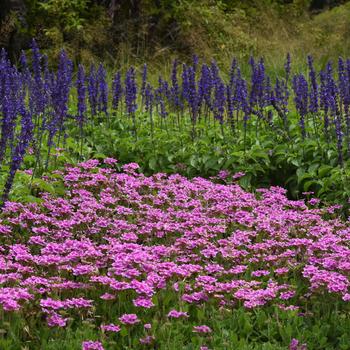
top-left (0, 159), bottom-right (348, 349)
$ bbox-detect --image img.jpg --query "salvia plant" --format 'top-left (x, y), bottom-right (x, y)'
top-left (0, 42), bottom-right (350, 202)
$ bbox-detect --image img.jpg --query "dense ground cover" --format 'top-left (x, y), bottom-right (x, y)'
top-left (0, 159), bottom-right (349, 349)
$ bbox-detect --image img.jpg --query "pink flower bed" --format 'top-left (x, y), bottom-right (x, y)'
top-left (0, 158), bottom-right (349, 347)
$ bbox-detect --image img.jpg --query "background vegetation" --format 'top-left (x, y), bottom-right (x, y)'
top-left (1, 0), bottom-right (350, 67)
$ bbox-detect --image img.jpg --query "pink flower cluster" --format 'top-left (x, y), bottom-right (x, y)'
top-left (167, 310), bottom-right (189, 318)
top-left (119, 313), bottom-right (140, 325)
top-left (0, 159), bottom-right (348, 348)
top-left (82, 341), bottom-right (104, 350)
top-left (101, 324), bottom-right (121, 333)
top-left (193, 325), bottom-right (212, 333)
top-left (289, 338), bottom-right (307, 350)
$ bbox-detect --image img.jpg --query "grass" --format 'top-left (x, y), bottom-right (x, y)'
top-left (2, 305), bottom-right (349, 349)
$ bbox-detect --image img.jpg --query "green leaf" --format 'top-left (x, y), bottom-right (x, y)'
top-left (297, 173), bottom-right (314, 185)
top-left (290, 158), bottom-right (300, 167)
top-left (239, 173), bottom-right (252, 189)
top-left (196, 307), bottom-right (205, 321)
top-left (31, 179), bottom-right (55, 194)
top-left (120, 326), bottom-right (128, 337)
top-left (308, 163), bottom-right (320, 174)
top-left (22, 195), bottom-right (43, 203)
top-left (149, 157), bottom-right (158, 171)
top-left (93, 153), bottom-right (107, 159)
top-left (318, 165), bottom-right (333, 178)
top-left (189, 156), bottom-right (197, 168)
top-left (296, 167), bottom-right (305, 178)
top-left (303, 180), bottom-right (317, 192)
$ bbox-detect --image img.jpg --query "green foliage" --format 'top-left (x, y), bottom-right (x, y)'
top-left (23, 0), bottom-right (112, 64)
top-left (4, 83), bottom-right (350, 216)
top-left (79, 112), bottom-right (349, 215)
top-left (0, 297), bottom-right (349, 348)
top-left (37, 0), bottom-right (89, 32)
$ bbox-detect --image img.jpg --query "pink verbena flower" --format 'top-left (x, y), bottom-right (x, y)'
top-left (280, 291), bottom-right (296, 300)
top-left (103, 158), bottom-right (118, 165)
top-left (289, 338), bottom-right (307, 350)
top-left (133, 297), bottom-right (154, 309)
top-left (78, 159), bottom-right (100, 169)
top-left (139, 335), bottom-right (155, 344)
top-left (193, 325), bottom-right (212, 333)
top-left (82, 341), bottom-right (104, 350)
top-left (308, 198), bottom-right (320, 206)
top-left (218, 170), bottom-right (230, 180)
top-left (121, 163), bottom-right (140, 173)
top-left (65, 297), bottom-right (93, 309)
top-left (232, 172), bottom-right (245, 180)
top-left (119, 313), bottom-right (140, 325)
top-left (342, 293), bottom-right (350, 301)
top-left (40, 298), bottom-right (65, 310)
top-left (100, 293), bottom-right (115, 300)
top-left (167, 310), bottom-right (189, 318)
top-left (289, 339), bottom-right (299, 350)
top-left (47, 312), bottom-right (67, 327)
top-left (101, 324), bottom-right (121, 333)
top-left (251, 270), bottom-right (270, 277)
top-left (275, 267), bottom-right (289, 275)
